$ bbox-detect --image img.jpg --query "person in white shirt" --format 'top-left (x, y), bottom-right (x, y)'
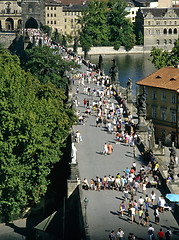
top-left (117, 228), bottom-right (124, 240)
top-left (131, 205), bottom-right (136, 223)
top-left (148, 224), bottom-right (154, 240)
top-left (138, 196), bottom-right (144, 207)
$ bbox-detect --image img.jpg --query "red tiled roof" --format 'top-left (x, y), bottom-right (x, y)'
top-left (136, 66), bottom-right (179, 91)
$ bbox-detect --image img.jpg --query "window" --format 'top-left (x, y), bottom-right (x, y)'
top-left (164, 39), bottom-right (167, 44)
top-left (65, 12), bottom-right (67, 16)
top-left (54, 7), bottom-right (56, 10)
top-left (174, 28), bottom-right (177, 34)
top-left (161, 129), bottom-right (166, 139)
top-left (51, 21), bottom-right (53, 24)
top-left (156, 39), bottom-right (159, 45)
top-left (51, 7), bottom-right (53, 10)
top-left (71, 12), bottom-right (73, 16)
top-left (148, 21), bottom-right (150, 25)
top-left (65, 25), bottom-right (66, 29)
top-left (164, 21), bottom-right (167, 25)
top-left (161, 91), bottom-right (167, 102)
top-left (54, 14), bottom-right (56, 17)
top-left (152, 90), bottom-right (157, 100)
top-left (163, 29), bottom-right (167, 34)
top-left (170, 21), bottom-right (172, 25)
top-left (54, 21), bottom-right (56, 24)
top-left (171, 111), bottom-right (176, 123)
top-left (156, 21), bottom-right (160, 25)
top-left (132, 17), bottom-right (135, 21)
top-left (47, 14), bottom-right (49, 17)
top-left (71, 19), bottom-right (73, 22)
top-left (47, 7), bottom-right (49, 10)
top-left (132, 11), bottom-right (134, 14)
top-left (68, 12), bottom-right (70, 16)
top-left (47, 21), bottom-right (49, 24)
top-left (169, 28), bottom-right (172, 34)
top-left (148, 30), bottom-right (151, 35)
top-left (152, 106), bottom-right (157, 119)
top-left (156, 30), bottom-right (160, 35)
top-left (175, 21), bottom-right (177, 25)
top-left (75, 12), bottom-right (76, 15)
top-left (169, 39), bottom-right (172, 44)
top-left (65, 18), bottom-right (67, 22)
top-left (51, 14), bottom-right (53, 17)
top-left (171, 93), bottom-right (176, 104)
top-left (161, 108), bottom-right (166, 121)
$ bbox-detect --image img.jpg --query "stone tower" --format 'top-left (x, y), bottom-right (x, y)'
top-left (158, 0), bottom-right (173, 7)
top-left (21, 0), bottom-right (45, 29)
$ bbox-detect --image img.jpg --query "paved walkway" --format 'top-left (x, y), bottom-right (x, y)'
top-left (72, 67), bottom-right (179, 240)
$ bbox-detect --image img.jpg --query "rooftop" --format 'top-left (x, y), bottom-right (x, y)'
top-left (136, 66), bottom-right (179, 91)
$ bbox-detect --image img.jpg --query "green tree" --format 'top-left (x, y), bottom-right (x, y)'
top-left (22, 46), bottom-right (74, 90)
top-left (107, 0), bottom-right (136, 50)
top-left (0, 48), bottom-right (76, 221)
top-left (79, 0), bottom-right (109, 54)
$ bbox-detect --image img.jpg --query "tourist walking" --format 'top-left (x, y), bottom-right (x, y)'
top-left (154, 207), bottom-right (160, 225)
top-left (103, 143), bottom-right (108, 156)
top-left (117, 228), bottom-right (124, 240)
top-left (165, 228), bottom-right (172, 240)
top-left (108, 143), bottom-right (113, 155)
top-left (144, 209), bottom-right (150, 227)
top-left (157, 228), bottom-right (164, 240)
top-left (138, 207), bottom-right (143, 225)
top-left (148, 224), bottom-right (155, 240)
top-left (120, 201), bottom-right (126, 216)
top-left (150, 190), bottom-right (156, 206)
top-left (109, 230), bottom-right (116, 240)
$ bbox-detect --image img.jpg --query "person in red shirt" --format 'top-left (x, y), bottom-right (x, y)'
top-left (157, 228), bottom-right (164, 240)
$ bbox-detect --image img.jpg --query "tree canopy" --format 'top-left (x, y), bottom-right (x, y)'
top-left (149, 37), bottom-right (179, 69)
top-left (0, 48), bottom-right (76, 221)
top-left (79, 0), bottom-right (136, 53)
top-left (22, 46), bottom-right (75, 90)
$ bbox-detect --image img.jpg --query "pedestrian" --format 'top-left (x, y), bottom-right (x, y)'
top-left (108, 143), bottom-right (113, 155)
top-left (120, 201), bottom-right (126, 216)
top-left (128, 201), bottom-right (132, 217)
top-left (124, 188), bottom-right (128, 201)
top-left (117, 228), bottom-right (124, 240)
top-left (165, 228), bottom-right (172, 240)
top-left (145, 194), bottom-right (151, 211)
top-left (109, 230), bottom-right (116, 240)
top-left (128, 233), bottom-right (135, 240)
top-left (103, 143), bottom-right (108, 156)
top-left (84, 98), bottom-right (87, 107)
top-left (157, 228), bottom-right (164, 240)
top-left (154, 207), bottom-right (160, 225)
top-left (138, 196), bottom-right (144, 208)
top-left (148, 224), bottom-right (155, 240)
top-left (138, 207), bottom-right (143, 225)
top-left (143, 209), bottom-right (150, 227)
top-left (131, 204), bottom-right (136, 223)
top-left (103, 175), bottom-right (107, 190)
top-left (150, 190), bottom-right (156, 206)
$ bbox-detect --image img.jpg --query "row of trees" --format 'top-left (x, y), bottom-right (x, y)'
top-left (149, 38), bottom-right (179, 69)
top-left (0, 46), bottom-right (76, 221)
top-left (79, 0), bottom-right (136, 54)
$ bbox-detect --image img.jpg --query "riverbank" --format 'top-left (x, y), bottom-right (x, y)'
top-left (71, 46), bottom-right (151, 56)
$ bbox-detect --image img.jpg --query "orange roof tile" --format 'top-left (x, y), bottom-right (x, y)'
top-left (136, 66), bottom-right (179, 91)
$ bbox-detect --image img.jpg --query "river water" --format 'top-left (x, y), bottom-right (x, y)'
top-left (90, 53), bottom-right (156, 95)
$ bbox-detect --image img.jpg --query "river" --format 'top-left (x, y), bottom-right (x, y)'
top-left (90, 53), bottom-right (156, 95)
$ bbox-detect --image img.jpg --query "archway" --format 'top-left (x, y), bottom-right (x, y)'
top-left (163, 29), bottom-right (167, 34)
top-left (5, 18), bottom-right (14, 31)
top-left (25, 17), bottom-right (38, 29)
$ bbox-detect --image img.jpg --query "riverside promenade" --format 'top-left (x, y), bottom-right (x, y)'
top-left (72, 65), bottom-right (179, 240)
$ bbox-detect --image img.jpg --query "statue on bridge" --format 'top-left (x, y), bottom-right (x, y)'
top-left (109, 59), bottom-right (118, 83)
top-left (168, 142), bottom-right (179, 182)
top-left (137, 90), bottom-right (146, 116)
top-left (98, 54), bottom-right (103, 71)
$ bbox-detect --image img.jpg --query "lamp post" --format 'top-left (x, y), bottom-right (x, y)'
top-left (84, 197), bottom-right (89, 228)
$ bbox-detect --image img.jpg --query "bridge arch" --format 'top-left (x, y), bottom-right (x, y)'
top-left (25, 17), bottom-right (38, 29)
top-left (5, 18), bottom-right (14, 31)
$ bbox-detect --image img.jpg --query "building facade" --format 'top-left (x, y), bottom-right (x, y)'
top-left (136, 66), bottom-right (179, 147)
top-left (141, 8), bottom-right (179, 51)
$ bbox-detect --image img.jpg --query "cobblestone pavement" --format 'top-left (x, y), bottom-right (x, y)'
top-left (72, 65), bottom-right (179, 240)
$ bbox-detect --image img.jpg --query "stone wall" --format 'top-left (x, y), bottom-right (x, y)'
top-left (0, 32), bottom-right (17, 49)
top-left (75, 46), bottom-right (150, 55)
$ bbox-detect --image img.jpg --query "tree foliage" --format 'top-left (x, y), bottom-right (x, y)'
top-left (79, 0), bottom-right (136, 53)
top-left (22, 46), bottom-right (74, 90)
top-left (149, 37), bottom-right (179, 69)
top-left (0, 48), bottom-right (76, 221)
top-left (79, 0), bottom-right (109, 52)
